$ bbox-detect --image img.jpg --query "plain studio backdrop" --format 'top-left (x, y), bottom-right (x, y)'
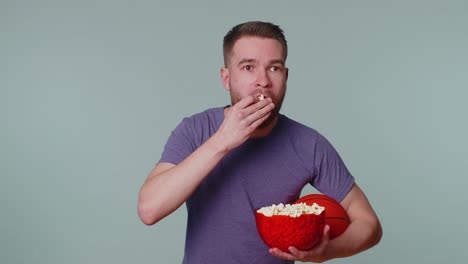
top-left (2, 0), bottom-right (467, 263)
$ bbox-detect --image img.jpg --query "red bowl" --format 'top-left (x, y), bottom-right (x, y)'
top-left (255, 210), bottom-right (325, 252)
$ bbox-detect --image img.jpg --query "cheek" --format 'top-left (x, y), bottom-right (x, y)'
top-left (270, 80), bottom-right (287, 101)
top-left (272, 73), bottom-right (287, 83)
top-left (230, 78), bottom-right (241, 88)
top-left (232, 71), bottom-right (256, 84)
top-left (271, 75), bottom-right (286, 89)
top-left (230, 75), bottom-right (256, 93)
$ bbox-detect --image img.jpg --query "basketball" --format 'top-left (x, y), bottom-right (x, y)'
top-left (295, 194), bottom-right (350, 239)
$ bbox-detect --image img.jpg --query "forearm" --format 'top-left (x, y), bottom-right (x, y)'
top-left (324, 218), bottom-right (382, 260)
top-left (138, 133), bottom-right (229, 225)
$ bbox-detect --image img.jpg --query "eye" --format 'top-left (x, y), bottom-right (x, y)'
top-left (243, 65), bottom-right (253, 71)
top-left (270, 66), bottom-right (282, 72)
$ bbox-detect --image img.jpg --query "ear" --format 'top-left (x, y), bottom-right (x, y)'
top-left (220, 67), bottom-right (230, 91)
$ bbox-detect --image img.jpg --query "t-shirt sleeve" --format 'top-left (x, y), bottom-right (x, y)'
top-left (311, 133), bottom-right (355, 202)
top-left (158, 117), bottom-right (197, 165)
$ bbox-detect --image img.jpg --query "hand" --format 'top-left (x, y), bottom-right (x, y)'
top-left (269, 225), bottom-right (331, 263)
top-left (214, 95), bottom-right (274, 151)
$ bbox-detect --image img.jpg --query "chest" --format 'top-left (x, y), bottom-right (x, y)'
top-left (207, 138), bottom-right (314, 209)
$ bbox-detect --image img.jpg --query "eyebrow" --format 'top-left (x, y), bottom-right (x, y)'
top-left (237, 58), bottom-right (256, 67)
top-left (237, 58), bottom-right (285, 67)
top-left (269, 59), bottom-right (285, 66)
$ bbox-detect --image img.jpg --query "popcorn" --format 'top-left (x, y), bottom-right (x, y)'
top-left (257, 202), bottom-right (325, 218)
top-left (258, 94), bottom-right (265, 101)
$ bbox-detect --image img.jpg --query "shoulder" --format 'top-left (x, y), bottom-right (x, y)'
top-left (177, 106), bottom-right (224, 129)
top-left (184, 106), bottom-right (224, 123)
top-left (171, 106), bottom-right (224, 146)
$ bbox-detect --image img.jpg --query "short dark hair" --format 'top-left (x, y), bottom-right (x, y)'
top-left (223, 21), bottom-right (288, 67)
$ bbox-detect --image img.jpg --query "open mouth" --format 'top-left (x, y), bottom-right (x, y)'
top-left (258, 94), bottom-right (266, 101)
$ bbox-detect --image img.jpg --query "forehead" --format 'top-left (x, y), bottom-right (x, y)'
top-left (230, 37), bottom-right (285, 63)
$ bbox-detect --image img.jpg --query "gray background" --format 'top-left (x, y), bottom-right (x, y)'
top-left (2, 0), bottom-right (467, 263)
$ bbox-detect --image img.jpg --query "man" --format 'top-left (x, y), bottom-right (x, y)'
top-left (138, 21), bottom-right (382, 263)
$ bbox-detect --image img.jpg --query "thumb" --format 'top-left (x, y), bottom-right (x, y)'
top-left (323, 224), bottom-right (330, 238)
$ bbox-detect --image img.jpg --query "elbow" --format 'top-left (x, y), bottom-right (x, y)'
top-left (370, 219), bottom-right (383, 248)
top-left (138, 186), bottom-right (179, 226)
top-left (137, 192), bottom-right (162, 226)
top-left (375, 221), bottom-right (383, 245)
top-left (138, 202), bottom-right (159, 226)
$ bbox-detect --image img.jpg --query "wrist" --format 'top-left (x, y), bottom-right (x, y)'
top-left (207, 132), bottom-right (232, 156)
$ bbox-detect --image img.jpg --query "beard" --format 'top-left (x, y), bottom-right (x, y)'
top-left (229, 85), bottom-right (286, 129)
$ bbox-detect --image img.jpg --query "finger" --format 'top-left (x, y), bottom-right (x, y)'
top-left (247, 110), bottom-right (271, 129)
top-left (232, 95), bottom-right (257, 110)
top-left (322, 224), bottom-right (330, 240)
top-left (288, 247), bottom-right (306, 260)
top-left (253, 96), bottom-right (273, 110)
top-left (244, 102), bottom-right (274, 126)
top-left (269, 248), bottom-right (296, 261)
top-left (241, 97), bottom-right (272, 116)
top-left (311, 225), bottom-right (330, 252)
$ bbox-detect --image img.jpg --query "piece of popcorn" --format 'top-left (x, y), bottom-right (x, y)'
top-left (257, 202), bottom-right (325, 217)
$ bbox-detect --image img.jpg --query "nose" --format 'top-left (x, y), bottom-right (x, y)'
top-left (256, 69), bottom-right (272, 89)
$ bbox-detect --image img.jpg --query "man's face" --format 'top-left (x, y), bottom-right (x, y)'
top-left (221, 37), bottom-right (288, 127)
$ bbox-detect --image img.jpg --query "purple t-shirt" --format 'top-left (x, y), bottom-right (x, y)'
top-left (159, 107), bottom-right (354, 264)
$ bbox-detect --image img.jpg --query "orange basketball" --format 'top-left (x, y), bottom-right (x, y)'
top-left (295, 194), bottom-right (350, 239)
